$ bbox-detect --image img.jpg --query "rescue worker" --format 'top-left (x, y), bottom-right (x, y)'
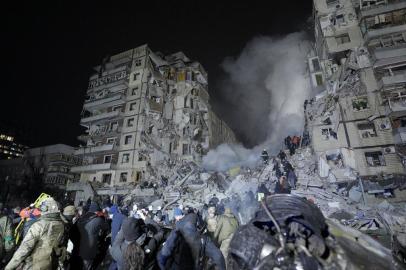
top-left (277, 150), bottom-right (286, 161)
top-left (261, 149), bottom-right (269, 165)
top-left (5, 197), bottom-right (66, 270)
top-left (0, 205), bottom-right (15, 264)
top-left (213, 208), bottom-right (239, 262)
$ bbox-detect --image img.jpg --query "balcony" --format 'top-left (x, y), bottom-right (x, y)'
top-left (74, 144), bottom-right (115, 155)
top-left (365, 24), bottom-right (406, 41)
top-left (393, 126), bottom-right (406, 144)
top-left (360, 1), bottom-right (406, 18)
top-left (385, 98), bottom-right (406, 116)
top-left (80, 110), bottom-right (122, 124)
top-left (84, 93), bottom-right (126, 110)
top-left (77, 126), bottom-right (122, 142)
top-left (381, 72), bottom-right (406, 86)
top-left (70, 162), bottom-right (115, 173)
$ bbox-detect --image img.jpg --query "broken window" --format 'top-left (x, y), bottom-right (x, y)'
top-left (138, 153), bottom-right (146, 161)
top-left (106, 137), bottom-right (116, 144)
top-left (321, 128), bottom-right (338, 140)
top-left (352, 97), bottom-right (369, 111)
top-left (103, 155), bottom-right (112, 164)
top-left (134, 59), bottom-right (142, 67)
top-left (120, 172), bottom-right (128, 182)
top-left (334, 14), bottom-right (346, 26)
top-left (190, 98), bottom-right (194, 109)
top-left (129, 102), bottom-right (137, 111)
top-left (312, 58), bottom-right (321, 72)
top-left (121, 153), bottom-right (130, 163)
top-left (135, 171), bottom-right (142, 182)
top-left (102, 173), bottom-right (111, 184)
top-left (133, 73), bottom-right (140, 81)
top-left (151, 96), bottom-right (161, 103)
top-left (182, 144), bottom-right (189, 155)
top-left (113, 106), bottom-right (122, 112)
top-left (127, 118), bottom-right (135, 127)
top-left (315, 73), bottom-right (323, 86)
top-left (131, 87), bottom-right (139, 96)
top-left (358, 123), bottom-right (377, 138)
top-left (109, 121), bottom-right (118, 131)
top-left (184, 96), bottom-right (188, 108)
top-left (365, 151), bottom-right (386, 166)
top-left (124, 135), bottom-right (133, 145)
top-left (336, 33), bottom-right (351, 45)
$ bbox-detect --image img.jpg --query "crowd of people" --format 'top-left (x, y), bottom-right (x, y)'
top-left (0, 137), bottom-right (304, 270)
top-left (0, 192), bottom-right (241, 270)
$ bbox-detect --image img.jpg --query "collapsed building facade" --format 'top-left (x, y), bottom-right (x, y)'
top-left (305, 0), bottom-right (406, 202)
top-left (68, 45), bottom-right (236, 203)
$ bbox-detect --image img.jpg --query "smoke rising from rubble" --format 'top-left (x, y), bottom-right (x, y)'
top-left (204, 32), bottom-right (311, 171)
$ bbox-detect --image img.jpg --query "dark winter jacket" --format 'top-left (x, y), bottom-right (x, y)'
top-left (75, 212), bottom-right (109, 260)
top-left (157, 213), bottom-right (225, 270)
top-left (110, 205), bottom-right (125, 243)
top-left (110, 217), bottom-right (163, 270)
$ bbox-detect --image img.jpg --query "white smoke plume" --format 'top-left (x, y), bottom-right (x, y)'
top-left (203, 32), bottom-right (311, 171)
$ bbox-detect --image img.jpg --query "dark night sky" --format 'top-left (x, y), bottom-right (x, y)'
top-left (3, 1), bottom-right (312, 147)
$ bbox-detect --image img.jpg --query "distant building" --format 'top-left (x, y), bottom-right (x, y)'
top-left (0, 133), bottom-right (28, 160)
top-left (68, 45), bottom-right (236, 200)
top-left (0, 144), bottom-right (80, 204)
top-left (305, 0), bottom-right (406, 201)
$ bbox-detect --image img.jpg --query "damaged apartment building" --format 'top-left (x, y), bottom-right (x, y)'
top-left (305, 0), bottom-right (406, 202)
top-left (68, 45), bottom-right (236, 202)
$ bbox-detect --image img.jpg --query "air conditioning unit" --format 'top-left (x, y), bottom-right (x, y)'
top-left (379, 119), bottom-right (391, 130)
top-left (383, 146), bottom-right (396, 154)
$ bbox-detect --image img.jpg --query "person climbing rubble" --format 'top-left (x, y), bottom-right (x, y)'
top-left (277, 150), bottom-right (286, 161)
top-left (261, 149), bottom-right (269, 165)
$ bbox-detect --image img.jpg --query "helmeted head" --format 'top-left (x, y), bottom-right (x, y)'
top-left (63, 205), bottom-right (76, 221)
top-left (40, 197), bottom-right (60, 214)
